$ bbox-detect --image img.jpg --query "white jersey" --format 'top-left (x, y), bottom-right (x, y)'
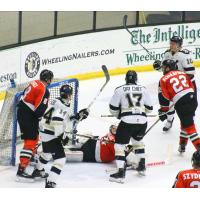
top-left (162, 49), bottom-right (195, 81)
top-left (109, 84), bottom-right (153, 124)
top-left (39, 98), bottom-right (73, 142)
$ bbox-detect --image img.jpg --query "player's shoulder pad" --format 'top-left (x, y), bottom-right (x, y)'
top-left (164, 49), bottom-right (171, 54)
top-left (179, 49), bottom-right (191, 54)
top-left (115, 84), bottom-right (126, 91)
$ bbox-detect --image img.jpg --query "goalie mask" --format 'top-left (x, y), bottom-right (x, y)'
top-left (109, 124), bottom-right (117, 135)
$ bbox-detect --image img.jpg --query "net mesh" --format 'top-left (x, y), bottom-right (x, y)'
top-left (0, 78), bottom-right (78, 166)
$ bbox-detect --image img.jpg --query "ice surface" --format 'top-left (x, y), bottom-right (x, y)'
top-left (0, 70), bottom-right (200, 188)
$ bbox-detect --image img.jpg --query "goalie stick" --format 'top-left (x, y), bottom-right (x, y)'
top-left (100, 114), bottom-right (157, 118)
top-left (123, 15), bottom-right (154, 60)
top-left (71, 65), bottom-right (110, 144)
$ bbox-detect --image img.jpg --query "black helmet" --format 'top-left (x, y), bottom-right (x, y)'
top-left (60, 84), bottom-right (73, 99)
top-left (192, 151), bottom-right (200, 167)
top-left (170, 36), bottom-right (183, 47)
top-left (162, 59), bottom-right (178, 72)
top-left (40, 69), bottom-right (54, 83)
top-left (125, 70), bottom-right (137, 84)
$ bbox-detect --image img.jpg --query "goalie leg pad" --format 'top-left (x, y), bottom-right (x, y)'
top-left (65, 150), bottom-right (83, 162)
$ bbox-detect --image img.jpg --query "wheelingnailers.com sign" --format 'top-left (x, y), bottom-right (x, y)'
top-left (1, 22), bottom-right (200, 99)
top-left (125, 23), bottom-right (200, 66)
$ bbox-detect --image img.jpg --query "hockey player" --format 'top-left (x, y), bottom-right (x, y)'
top-left (108, 70), bottom-right (153, 183)
top-left (172, 150), bottom-right (200, 188)
top-left (36, 84), bottom-right (89, 188)
top-left (64, 124), bottom-right (145, 171)
top-left (158, 59), bottom-right (200, 154)
top-left (153, 36), bottom-right (196, 132)
top-left (16, 69), bottom-right (54, 182)
top-left (65, 124), bottom-right (117, 163)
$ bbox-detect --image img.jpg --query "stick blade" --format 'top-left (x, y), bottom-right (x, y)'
top-left (102, 65), bottom-right (110, 82)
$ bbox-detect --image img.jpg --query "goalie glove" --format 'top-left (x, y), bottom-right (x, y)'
top-left (158, 107), bottom-right (169, 121)
top-left (70, 108), bottom-right (89, 121)
top-left (153, 60), bottom-right (162, 71)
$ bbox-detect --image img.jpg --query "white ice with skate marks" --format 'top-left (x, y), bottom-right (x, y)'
top-left (1, 69), bottom-right (200, 187)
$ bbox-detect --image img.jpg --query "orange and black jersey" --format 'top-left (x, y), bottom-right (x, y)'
top-left (173, 168), bottom-right (200, 188)
top-left (158, 70), bottom-right (194, 108)
top-left (20, 80), bottom-right (50, 118)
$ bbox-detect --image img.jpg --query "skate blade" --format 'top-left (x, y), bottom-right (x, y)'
top-left (109, 177), bottom-right (125, 184)
top-left (15, 176), bottom-right (34, 183)
top-left (34, 176), bottom-right (48, 181)
top-left (137, 171), bottom-right (146, 176)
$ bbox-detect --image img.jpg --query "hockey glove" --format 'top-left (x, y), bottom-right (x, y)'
top-left (58, 133), bottom-right (70, 146)
top-left (70, 108), bottom-right (89, 121)
top-left (153, 60), bottom-right (162, 71)
top-left (158, 108), bottom-right (168, 121)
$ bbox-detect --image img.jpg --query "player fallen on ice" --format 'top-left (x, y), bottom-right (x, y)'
top-left (63, 124), bottom-right (143, 169)
top-left (36, 84), bottom-right (89, 188)
top-left (158, 59), bottom-right (200, 154)
top-left (173, 150), bottom-right (200, 188)
top-left (153, 36), bottom-right (196, 132)
top-left (16, 69), bottom-right (54, 182)
top-left (108, 70), bottom-right (153, 183)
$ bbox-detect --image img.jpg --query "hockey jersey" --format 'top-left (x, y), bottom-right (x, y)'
top-left (21, 80), bottom-right (50, 118)
top-left (162, 49), bottom-right (195, 80)
top-left (109, 84), bottom-right (153, 124)
top-left (159, 70), bottom-right (194, 106)
top-left (39, 98), bottom-right (73, 142)
top-left (95, 133), bottom-right (115, 163)
top-left (173, 169), bottom-right (200, 188)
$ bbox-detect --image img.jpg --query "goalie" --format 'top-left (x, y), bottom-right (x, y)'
top-left (64, 124), bottom-right (145, 173)
top-left (35, 84), bottom-right (89, 188)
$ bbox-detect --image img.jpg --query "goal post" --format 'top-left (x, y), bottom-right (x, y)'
top-left (0, 78), bottom-right (79, 166)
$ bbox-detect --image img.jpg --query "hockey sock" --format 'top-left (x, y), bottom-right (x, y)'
top-left (115, 143), bottom-right (126, 168)
top-left (48, 157), bottom-right (65, 183)
top-left (19, 139), bottom-right (38, 168)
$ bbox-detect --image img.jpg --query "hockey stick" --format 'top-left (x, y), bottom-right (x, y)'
top-left (106, 144), bottom-right (174, 174)
top-left (72, 65), bottom-right (110, 144)
top-left (123, 15), bottom-right (154, 60)
top-left (87, 65), bottom-right (110, 110)
top-left (145, 104), bottom-right (174, 135)
top-left (100, 114), bottom-right (157, 118)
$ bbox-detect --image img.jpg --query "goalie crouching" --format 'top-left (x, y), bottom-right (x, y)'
top-left (36, 84), bottom-right (88, 188)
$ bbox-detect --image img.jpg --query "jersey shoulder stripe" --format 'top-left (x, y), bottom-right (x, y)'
top-left (179, 49), bottom-right (190, 54)
top-left (115, 84), bottom-right (126, 90)
top-left (164, 49), bottom-right (171, 54)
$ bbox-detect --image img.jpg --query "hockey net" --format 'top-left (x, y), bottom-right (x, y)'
top-left (0, 78), bottom-right (79, 166)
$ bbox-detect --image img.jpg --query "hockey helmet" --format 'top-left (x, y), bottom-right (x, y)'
top-left (60, 84), bottom-right (73, 99)
top-left (162, 59), bottom-right (178, 74)
top-left (170, 36), bottom-right (183, 47)
top-left (192, 150), bottom-right (200, 167)
top-left (40, 69), bottom-right (54, 83)
top-left (125, 70), bottom-right (137, 84)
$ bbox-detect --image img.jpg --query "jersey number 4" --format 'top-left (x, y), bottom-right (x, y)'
top-left (43, 107), bottom-right (54, 124)
top-left (126, 93), bottom-right (142, 107)
top-left (170, 75), bottom-right (189, 93)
